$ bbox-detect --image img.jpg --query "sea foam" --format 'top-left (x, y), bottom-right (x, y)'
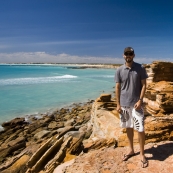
top-left (0, 75), bottom-right (78, 85)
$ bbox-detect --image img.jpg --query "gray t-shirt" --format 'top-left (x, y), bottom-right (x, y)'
top-left (115, 62), bottom-right (148, 107)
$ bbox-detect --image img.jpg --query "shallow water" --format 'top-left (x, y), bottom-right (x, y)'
top-left (0, 64), bottom-right (116, 124)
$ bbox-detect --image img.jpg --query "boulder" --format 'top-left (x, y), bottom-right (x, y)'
top-left (64, 131), bottom-right (83, 139)
top-left (2, 117), bottom-right (26, 127)
top-left (7, 136), bottom-right (26, 147)
top-left (34, 130), bottom-right (51, 140)
top-left (57, 126), bottom-right (75, 139)
top-left (89, 99), bottom-right (121, 140)
top-left (48, 121), bottom-right (59, 129)
top-left (0, 142), bottom-right (26, 159)
top-left (64, 118), bottom-right (75, 126)
top-left (1, 155), bottom-right (30, 173)
top-left (96, 93), bottom-right (112, 102)
top-left (59, 108), bottom-right (69, 114)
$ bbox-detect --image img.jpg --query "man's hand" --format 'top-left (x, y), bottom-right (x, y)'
top-left (116, 104), bottom-right (122, 113)
top-left (134, 100), bottom-right (142, 110)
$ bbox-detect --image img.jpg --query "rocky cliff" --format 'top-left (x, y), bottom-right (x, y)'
top-left (144, 61), bottom-right (173, 117)
top-left (145, 61), bottom-right (173, 83)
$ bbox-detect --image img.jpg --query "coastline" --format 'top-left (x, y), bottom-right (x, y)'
top-left (0, 90), bottom-right (115, 131)
top-left (0, 64), bottom-right (117, 126)
top-left (0, 98), bottom-right (95, 172)
top-left (0, 99), bottom-right (94, 131)
top-left (0, 63), bottom-right (121, 69)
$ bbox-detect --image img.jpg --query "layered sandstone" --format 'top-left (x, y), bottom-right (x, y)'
top-left (83, 94), bottom-right (119, 151)
top-left (144, 61), bottom-right (173, 116)
top-left (145, 61), bottom-right (173, 83)
top-left (54, 90), bottom-right (173, 173)
top-left (0, 102), bottom-right (93, 173)
top-left (84, 93), bottom-right (173, 148)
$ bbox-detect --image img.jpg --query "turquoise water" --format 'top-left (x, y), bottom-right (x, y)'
top-left (0, 65), bottom-right (116, 124)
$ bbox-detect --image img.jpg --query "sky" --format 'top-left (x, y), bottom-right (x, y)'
top-left (0, 0), bottom-right (173, 64)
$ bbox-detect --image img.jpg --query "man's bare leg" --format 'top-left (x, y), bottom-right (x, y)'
top-left (122, 128), bottom-right (135, 161)
top-left (126, 128), bottom-right (135, 154)
top-left (138, 131), bottom-right (146, 160)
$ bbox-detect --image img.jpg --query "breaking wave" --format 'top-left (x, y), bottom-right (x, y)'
top-left (0, 75), bottom-right (78, 86)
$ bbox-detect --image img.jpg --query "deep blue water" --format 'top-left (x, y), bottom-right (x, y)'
top-left (0, 64), bottom-right (116, 124)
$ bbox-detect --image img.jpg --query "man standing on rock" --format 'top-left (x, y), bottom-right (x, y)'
top-left (115, 47), bottom-right (148, 168)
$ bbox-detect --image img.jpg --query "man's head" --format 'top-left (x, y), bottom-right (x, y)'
top-left (123, 47), bottom-right (135, 63)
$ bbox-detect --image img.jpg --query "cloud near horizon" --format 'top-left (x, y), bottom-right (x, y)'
top-left (0, 52), bottom-right (171, 64)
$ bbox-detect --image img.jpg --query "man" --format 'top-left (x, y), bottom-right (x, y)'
top-left (115, 47), bottom-right (148, 168)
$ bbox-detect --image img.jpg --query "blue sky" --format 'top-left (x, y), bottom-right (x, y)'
top-left (0, 0), bottom-right (173, 64)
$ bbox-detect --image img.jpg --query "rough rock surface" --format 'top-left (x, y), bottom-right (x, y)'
top-left (144, 81), bottom-right (173, 116)
top-left (0, 101), bottom-right (93, 173)
top-left (59, 141), bottom-right (173, 173)
top-left (145, 61), bottom-right (173, 83)
top-left (84, 92), bottom-right (173, 148)
top-left (144, 61), bottom-right (173, 116)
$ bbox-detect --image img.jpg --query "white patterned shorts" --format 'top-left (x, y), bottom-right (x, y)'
top-left (119, 106), bottom-right (144, 132)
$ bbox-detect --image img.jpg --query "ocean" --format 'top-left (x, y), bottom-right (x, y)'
top-left (0, 64), bottom-right (116, 125)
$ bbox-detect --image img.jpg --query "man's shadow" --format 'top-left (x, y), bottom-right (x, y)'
top-left (137, 142), bottom-right (173, 161)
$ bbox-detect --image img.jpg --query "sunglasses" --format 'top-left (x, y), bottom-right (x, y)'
top-left (124, 52), bottom-right (134, 56)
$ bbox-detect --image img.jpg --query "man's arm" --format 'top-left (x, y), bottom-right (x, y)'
top-left (139, 79), bottom-right (147, 100)
top-left (134, 79), bottom-right (147, 110)
top-left (116, 82), bottom-right (121, 112)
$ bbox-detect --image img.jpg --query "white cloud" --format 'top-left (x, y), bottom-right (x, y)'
top-left (0, 52), bottom-right (124, 64)
top-left (0, 52), bottom-right (171, 64)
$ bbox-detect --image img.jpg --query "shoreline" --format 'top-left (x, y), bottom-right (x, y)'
top-left (0, 88), bottom-right (115, 131)
top-left (0, 85), bottom-right (115, 130)
top-left (0, 64), bottom-right (117, 127)
top-left (0, 99), bottom-right (95, 131)
top-left (0, 97), bottom-right (95, 172)
top-left (0, 63), bottom-right (121, 68)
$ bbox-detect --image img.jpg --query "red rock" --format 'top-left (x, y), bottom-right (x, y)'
top-left (99, 94), bottom-right (112, 102)
top-left (61, 141), bottom-right (173, 173)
